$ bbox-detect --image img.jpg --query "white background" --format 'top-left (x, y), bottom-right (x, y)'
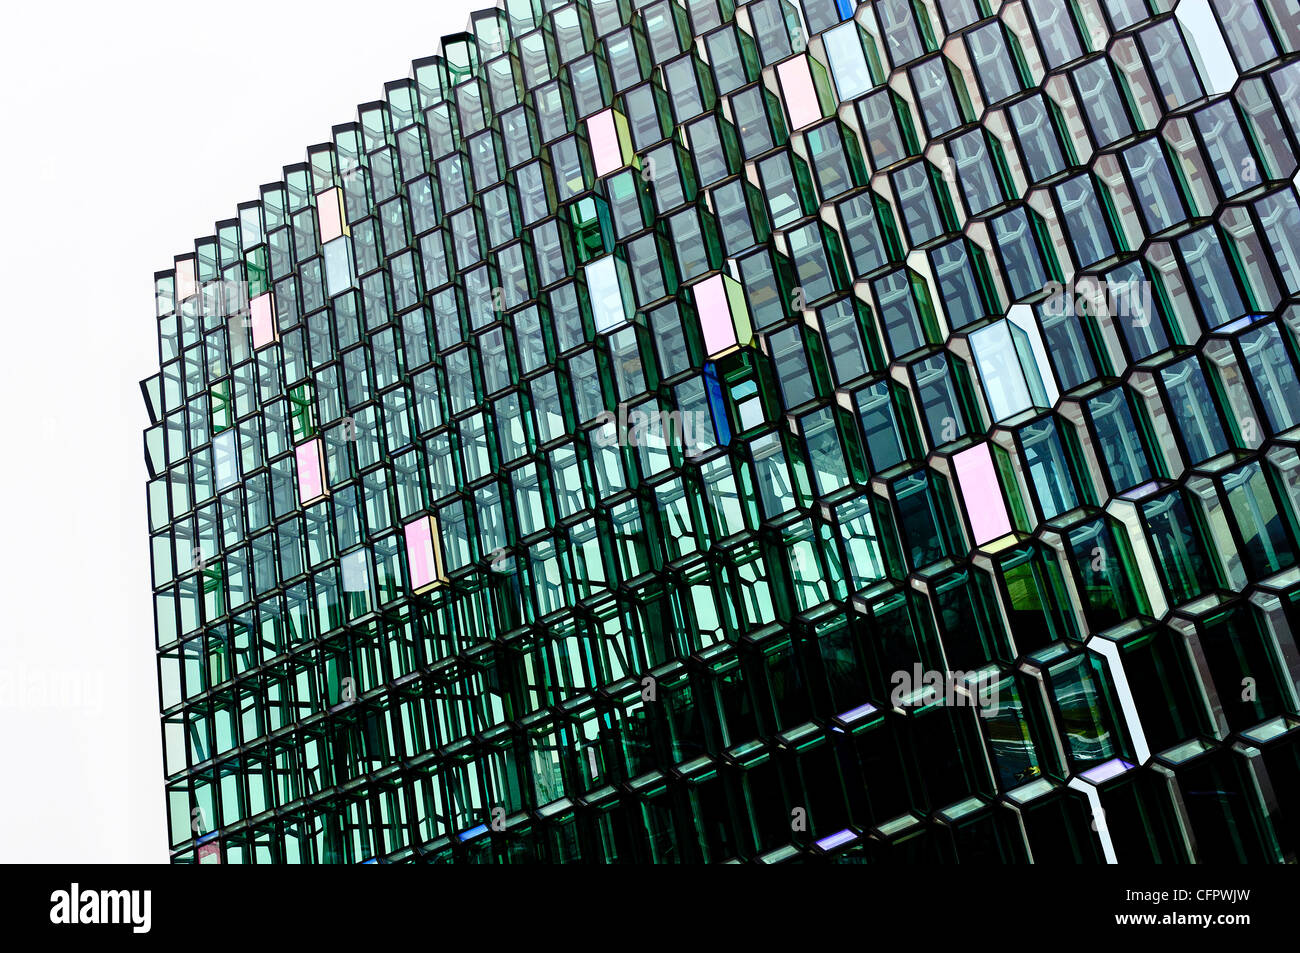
top-left (0, 0), bottom-right (481, 863)
top-left (0, 1), bottom-right (1233, 863)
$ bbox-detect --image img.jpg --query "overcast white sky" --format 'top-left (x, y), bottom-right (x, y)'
top-left (0, 0), bottom-right (482, 863)
top-left (0, 1), bottom-right (1233, 864)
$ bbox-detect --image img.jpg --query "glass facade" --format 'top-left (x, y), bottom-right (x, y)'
top-left (142, 0), bottom-right (1300, 863)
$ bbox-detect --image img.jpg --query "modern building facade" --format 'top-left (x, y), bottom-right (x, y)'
top-left (142, 0), bottom-right (1300, 863)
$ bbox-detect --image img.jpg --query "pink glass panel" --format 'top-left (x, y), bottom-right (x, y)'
top-left (251, 292), bottom-right (277, 349)
top-left (777, 56), bottom-right (822, 130)
top-left (318, 189), bottom-right (344, 243)
top-left (695, 274), bottom-right (736, 356)
top-left (404, 516), bottom-right (441, 591)
top-left (176, 258), bottom-right (197, 301)
top-left (295, 437), bottom-right (327, 504)
top-left (587, 109), bottom-right (623, 178)
top-left (953, 443), bottom-right (1012, 545)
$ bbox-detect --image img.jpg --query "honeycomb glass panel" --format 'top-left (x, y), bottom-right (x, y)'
top-left (144, 0), bottom-right (1300, 865)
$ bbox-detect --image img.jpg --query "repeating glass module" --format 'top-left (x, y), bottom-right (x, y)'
top-left (142, 0), bottom-right (1300, 863)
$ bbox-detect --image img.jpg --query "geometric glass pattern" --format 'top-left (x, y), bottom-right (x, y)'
top-left (142, 0), bottom-right (1300, 863)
